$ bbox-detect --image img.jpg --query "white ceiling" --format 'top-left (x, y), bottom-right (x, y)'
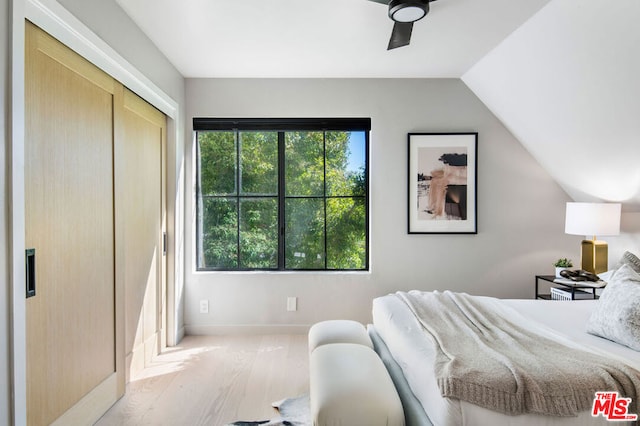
top-left (115, 0), bottom-right (551, 78)
top-left (464, 0), bottom-right (640, 206)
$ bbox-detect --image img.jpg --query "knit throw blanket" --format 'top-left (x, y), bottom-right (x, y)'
top-left (396, 290), bottom-right (640, 417)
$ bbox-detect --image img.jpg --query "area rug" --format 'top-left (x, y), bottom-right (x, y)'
top-left (226, 394), bottom-right (310, 426)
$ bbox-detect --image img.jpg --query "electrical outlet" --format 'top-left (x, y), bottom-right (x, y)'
top-left (287, 297), bottom-right (297, 312)
top-left (199, 299), bottom-right (209, 314)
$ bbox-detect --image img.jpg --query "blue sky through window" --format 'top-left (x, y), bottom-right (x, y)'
top-left (347, 131), bottom-right (366, 172)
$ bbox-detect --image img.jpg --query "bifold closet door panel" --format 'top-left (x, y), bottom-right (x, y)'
top-left (25, 21), bottom-right (120, 425)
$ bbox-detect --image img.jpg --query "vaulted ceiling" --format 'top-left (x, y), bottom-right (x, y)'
top-left (463, 0), bottom-right (640, 207)
top-left (116, 0), bottom-right (640, 208)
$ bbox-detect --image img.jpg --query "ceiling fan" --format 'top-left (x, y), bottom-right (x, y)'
top-left (368, 0), bottom-right (437, 50)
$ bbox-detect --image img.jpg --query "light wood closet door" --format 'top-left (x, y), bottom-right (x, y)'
top-left (25, 22), bottom-right (124, 425)
top-left (25, 21), bottom-right (168, 424)
top-left (117, 88), bottom-right (166, 382)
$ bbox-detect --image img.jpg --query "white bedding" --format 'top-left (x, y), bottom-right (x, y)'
top-left (372, 294), bottom-right (640, 426)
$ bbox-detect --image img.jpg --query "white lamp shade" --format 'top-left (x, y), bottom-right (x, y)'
top-left (565, 202), bottom-right (621, 237)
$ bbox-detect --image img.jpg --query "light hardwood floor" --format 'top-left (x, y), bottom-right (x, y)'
top-left (96, 334), bottom-right (309, 426)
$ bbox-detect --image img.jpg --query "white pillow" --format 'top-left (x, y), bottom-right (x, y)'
top-left (586, 264), bottom-right (640, 351)
top-left (597, 269), bottom-right (615, 283)
top-left (618, 251), bottom-right (640, 275)
top-left (598, 251), bottom-right (640, 284)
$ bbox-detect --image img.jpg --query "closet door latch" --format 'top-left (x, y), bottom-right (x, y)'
top-left (163, 232), bottom-right (167, 256)
top-left (26, 248), bottom-right (36, 298)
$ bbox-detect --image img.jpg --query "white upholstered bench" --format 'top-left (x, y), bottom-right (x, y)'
top-left (308, 319), bottom-right (373, 353)
top-left (308, 320), bottom-right (405, 426)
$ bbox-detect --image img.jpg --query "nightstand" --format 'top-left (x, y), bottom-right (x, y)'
top-left (535, 275), bottom-right (600, 300)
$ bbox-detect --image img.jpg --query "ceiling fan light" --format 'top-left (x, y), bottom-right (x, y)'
top-left (389, 1), bottom-right (428, 23)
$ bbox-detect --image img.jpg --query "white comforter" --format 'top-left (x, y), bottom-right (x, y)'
top-left (372, 294), bottom-right (640, 426)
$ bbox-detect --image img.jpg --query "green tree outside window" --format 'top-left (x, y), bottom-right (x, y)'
top-left (196, 123), bottom-right (368, 271)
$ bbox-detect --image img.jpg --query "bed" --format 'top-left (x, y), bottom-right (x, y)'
top-left (369, 260), bottom-right (640, 426)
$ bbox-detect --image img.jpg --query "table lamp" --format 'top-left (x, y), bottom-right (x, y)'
top-left (564, 202), bottom-right (621, 274)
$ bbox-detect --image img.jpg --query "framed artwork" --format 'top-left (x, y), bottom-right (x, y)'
top-left (408, 133), bottom-right (478, 234)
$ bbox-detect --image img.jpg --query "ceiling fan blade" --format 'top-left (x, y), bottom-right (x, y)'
top-left (387, 21), bottom-right (413, 50)
top-left (366, 0), bottom-right (389, 4)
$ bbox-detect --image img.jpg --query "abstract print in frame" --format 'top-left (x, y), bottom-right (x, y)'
top-left (408, 133), bottom-right (477, 234)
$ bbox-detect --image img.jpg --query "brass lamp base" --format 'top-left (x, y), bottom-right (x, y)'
top-left (580, 239), bottom-right (608, 274)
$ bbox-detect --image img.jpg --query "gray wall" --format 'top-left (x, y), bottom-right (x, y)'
top-left (1, 0), bottom-right (10, 421)
top-left (184, 78), bottom-right (581, 333)
top-left (57, 0), bottom-right (184, 105)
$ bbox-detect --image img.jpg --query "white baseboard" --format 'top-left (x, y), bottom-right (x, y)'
top-left (185, 324), bottom-right (311, 336)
